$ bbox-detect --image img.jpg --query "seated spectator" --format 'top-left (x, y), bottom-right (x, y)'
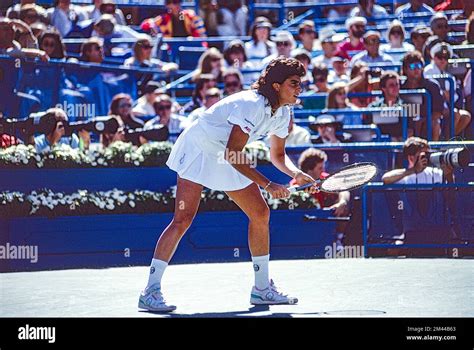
top-left (380, 20), bottom-right (415, 53)
top-left (347, 61), bottom-right (377, 107)
top-left (296, 20), bottom-right (320, 52)
top-left (19, 4), bottom-right (43, 26)
top-left (328, 52), bottom-right (350, 85)
top-left (92, 14), bottom-right (142, 46)
top-left (0, 18), bottom-right (48, 61)
top-left (401, 51), bottom-right (444, 140)
top-left (183, 73), bottom-right (217, 113)
top-left (46, 0), bottom-right (87, 38)
top-left (11, 18), bottom-right (38, 49)
top-left (447, 0), bottom-right (474, 21)
top-left (351, 31), bottom-right (395, 67)
top-left (34, 108), bottom-right (80, 153)
top-left (79, 37), bottom-right (104, 63)
top-left (310, 114), bottom-right (352, 144)
top-left (410, 25), bottom-right (433, 54)
top-left (292, 48), bottom-right (312, 90)
top-left (39, 29), bottom-right (67, 60)
top-left (123, 36), bottom-right (178, 71)
top-left (424, 42), bottom-right (471, 136)
top-left (193, 47), bottom-right (225, 82)
top-left (261, 31), bottom-right (296, 68)
top-left (382, 136), bottom-right (453, 185)
top-left (395, 0), bottom-right (435, 16)
top-left (301, 63), bottom-right (329, 110)
top-left (326, 82), bottom-right (362, 125)
top-left (188, 87), bottom-right (222, 123)
top-left (145, 95), bottom-right (190, 142)
top-left (132, 81), bottom-right (161, 117)
top-left (284, 116), bottom-right (311, 146)
top-left (350, 0), bottom-right (388, 19)
top-left (430, 13), bottom-right (456, 45)
top-left (84, 0), bottom-right (126, 25)
top-left (422, 35), bottom-right (442, 64)
top-left (216, 0), bottom-right (248, 37)
top-left (463, 13), bottom-right (474, 45)
top-left (312, 29), bottom-right (344, 68)
top-left (30, 21), bottom-right (47, 39)
top-left (140, 0), bottom-right (206, 38)
top-left (109, 93), bottom-right (144, 130)
top-left (245, 17), bottom-right (276, 67)
top-left (222, 68), bottom-right (244, 96)
top-left (368, 71), bottom-right (406, 141)
top-left (199, 0), bottom-right (219, 36)
top-left (293, 148), bottom-right (351, 249)
top-left (7, 0), bottom-right (48, 23)
top-left (223, 40), bottom-right (257, 85)
top-left (337, 16), bottom-right (367, 61)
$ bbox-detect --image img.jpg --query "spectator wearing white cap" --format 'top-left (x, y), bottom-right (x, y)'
top-left (430, 13), bottom-right (456, 45)
top-left (84, 0), bottom-right (126, 25)
top-left (261, 31), bottom-right (296, 68)
top-left (410, 25), bottom-right (433, 53)
top-left (296, 20), bottom-right (321, 52)
top-left (350, 31), bottom-right (395, 67)
top-left (337, 16), bottom-right (367, 60)
top-left (380, 20), bottom-right (415, 53)
top-left (328, 53), bottom-right (350, 85)
top-left (350, 0), bottom-right (388, 19)
top-left (309, 114), bottom-right (352, 144)
top-left (424, 42), bottom-right (472, 136)
top-left (312, 29), bottom-right (345, 68)
top-left (395, 0), bottom-right (434, 16)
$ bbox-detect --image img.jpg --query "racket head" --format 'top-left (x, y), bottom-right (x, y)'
top-left (321, 162), bottom-right (377, 193)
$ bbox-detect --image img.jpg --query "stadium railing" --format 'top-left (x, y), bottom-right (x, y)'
top-left (362, 183), bottom-right (474, 257)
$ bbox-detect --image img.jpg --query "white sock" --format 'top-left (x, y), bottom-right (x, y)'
top-left (146, 258), bottom-right (168, 289)
top-left (252, 254), bottom-right (270, 290)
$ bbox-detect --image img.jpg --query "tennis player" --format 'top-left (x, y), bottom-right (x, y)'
top-left (139, 57), bottom-right (318, 312)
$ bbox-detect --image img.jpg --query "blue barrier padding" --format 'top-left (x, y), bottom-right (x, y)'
top-left (0, 209), bottom-right (335, 271)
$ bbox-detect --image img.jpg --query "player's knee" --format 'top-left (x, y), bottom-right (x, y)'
top-left (171, 214), bottom-right (195, 233)
top-left (249, 204), bottom-right (270, 224)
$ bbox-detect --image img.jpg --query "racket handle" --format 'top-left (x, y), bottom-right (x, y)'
top-left (288, 181), bottom-right (319, 193)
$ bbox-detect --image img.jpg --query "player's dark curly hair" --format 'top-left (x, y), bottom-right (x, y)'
top-left (252, 56), bottom-right (306, 109)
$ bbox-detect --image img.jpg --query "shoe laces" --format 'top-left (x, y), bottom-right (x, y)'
top-left (268, 279), bottom-right (288, 297)
top-left (147, 286), bottom-right (166, 303)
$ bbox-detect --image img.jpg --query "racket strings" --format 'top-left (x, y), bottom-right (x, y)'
top-left (321, 164), bottom-right (377, 192)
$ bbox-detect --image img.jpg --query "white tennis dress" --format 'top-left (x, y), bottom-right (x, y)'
top-left (166, 90), bottom-right (291, 191)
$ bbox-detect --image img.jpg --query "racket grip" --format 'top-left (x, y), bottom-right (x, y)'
top-left (288, 182), bottom-right (316, 193)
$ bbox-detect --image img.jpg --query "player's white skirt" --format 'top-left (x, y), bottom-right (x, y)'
top-left (166, 121), bottom-right (253, 191)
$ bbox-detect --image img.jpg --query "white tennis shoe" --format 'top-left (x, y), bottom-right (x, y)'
top-left (138, 284), bottom-right (176, 312)
top-left (250, 279), bottom-right (298, 305)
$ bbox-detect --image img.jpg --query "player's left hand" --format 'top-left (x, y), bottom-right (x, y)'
top-left (329, 200), bottom-right (349, 217)
top-left (294, 171), bottom-right (319, 194)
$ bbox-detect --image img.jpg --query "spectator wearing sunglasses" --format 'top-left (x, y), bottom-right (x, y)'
top-left (123, 36), bottom-right (178, 72)
top-left (145, 95), bottom-right (190, 142)
top-left (401, 51), bottom-right (445, 140)
top-left (109, 93), bottom-right (144, 130)
top-left (222, 68), bottom-right (244, 96)
top-left (188, 87), bottom-right (223, 123)
top-left (296, 20), bottom-right (320, 53)
top-left (301, 63), bottom-right (329, 110)
top-left (140, 0), bottom-right (206, 38)
top-left (424, 43), bottom-right (471, 137)
top-left (34, 108), bottom-right (80, 154)
top-left (350, 31), bottom-right (395, 67)
top-left (245, 17), bottom-right (276, 68)
top-left (79, 37), bottom-right (104, 63)
top-left (261, 31), bottom-right (296, 68)
top-left (380, 20), bottom-right (415, 53)
top-left (192, 47), bottom-right (225, 83)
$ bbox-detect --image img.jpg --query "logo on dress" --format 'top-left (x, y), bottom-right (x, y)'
top-left (244, 126), bottom-right (252, 133)
top-left (179, 153), bottom-right (186, 164)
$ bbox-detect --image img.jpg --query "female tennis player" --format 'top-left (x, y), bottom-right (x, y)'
top-left (139, 57), bottom-right (318, 312)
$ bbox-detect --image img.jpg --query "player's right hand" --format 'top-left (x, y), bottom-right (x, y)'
top-left (266, 182), bottom-right (291, 199)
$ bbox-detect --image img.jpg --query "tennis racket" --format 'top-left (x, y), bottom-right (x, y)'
top-left (289, 162), bottom-right (377, 193)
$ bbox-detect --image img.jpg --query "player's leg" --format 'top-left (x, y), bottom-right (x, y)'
top-left (225, 183), bottom-right (298, 305)
top-left (139, 176), bottom-right (203, 312)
